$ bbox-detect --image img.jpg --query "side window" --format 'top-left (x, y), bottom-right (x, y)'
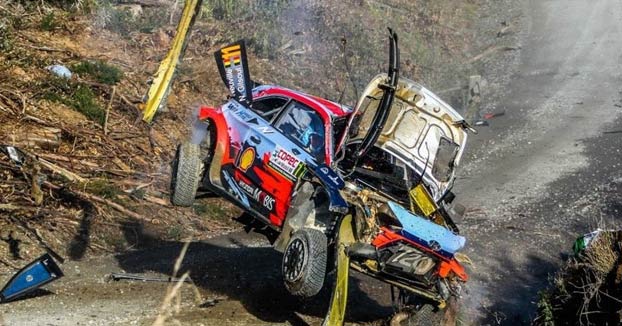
top-left (251, 97), bottom-right (288, 121)
top-left (274, 101), bottom-right (325, 162)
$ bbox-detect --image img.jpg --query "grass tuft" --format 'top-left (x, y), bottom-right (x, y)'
top-left (83, 179), bottom-right (122, 200)
top-left (72, 60), bottom-right (123, 85)
top-left (40, 12), bottom-right (59, 31)
top-left (72, 85), bottom-right (105, 125)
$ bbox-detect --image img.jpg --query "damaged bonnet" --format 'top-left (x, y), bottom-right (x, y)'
top-left (350, 75), bottom-right (468, 200)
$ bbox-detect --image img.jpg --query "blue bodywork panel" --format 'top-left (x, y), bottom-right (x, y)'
top-left (388, 201), bottom-right (465, 258)
top-left (0, 253), bottom-right (63, 302)
top-left (308, 164), bottom-right (348, 213)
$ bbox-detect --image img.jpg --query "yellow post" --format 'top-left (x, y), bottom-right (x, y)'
top-left (142, 0), bottom-right (202, 123)
top-left (322, 214), bottom-right (356, 326)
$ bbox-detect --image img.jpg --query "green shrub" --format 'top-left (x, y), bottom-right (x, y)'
top-left (0, 22), bottom-right (13, 52)
top-left (83, 179), bottom-right (122, 200)
top-left (40, 12), bottom-right (59, 31)
top-left (72, 60), bottom-right (123, 85)
top-left (72, 85), bottom-right (105, 125)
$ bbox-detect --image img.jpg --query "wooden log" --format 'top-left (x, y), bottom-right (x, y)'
top-left (11, 126), bottom-right (62, 150)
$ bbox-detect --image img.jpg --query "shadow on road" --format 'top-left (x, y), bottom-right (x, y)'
top-left (480, 250), bottom-right (558, 325)
top-left (114, 218), bottom-right (392, 325)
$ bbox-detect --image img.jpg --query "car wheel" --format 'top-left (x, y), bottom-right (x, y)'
top-left (282, 228), bottom-right (327, 297)
top-left (171, 141), bottom-right (201, 206)
top-left (393, 304), bottom-right (437, 326)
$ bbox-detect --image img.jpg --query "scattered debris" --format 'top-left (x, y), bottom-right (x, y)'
top-left (467, 45), bottom-right (521, 64)
top-left (496, 21), bottom-right (512, 38)
top-left (107, 273), bottom-right (192, 283)
top-left (0, 253), bottom-right (63, 303)
top-left (46, 65), bottom-right (72, 79)
top-left (0, 145), bottom-right (24, 166)
top-left (198, 297), bottom-right (225, 308)
top-left (483, 108), bottom-right (506, 120)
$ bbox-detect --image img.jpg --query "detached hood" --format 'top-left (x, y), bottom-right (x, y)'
top-left (348, 75), bottom-right (468, 200)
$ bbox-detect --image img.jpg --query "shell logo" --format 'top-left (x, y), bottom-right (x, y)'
top-left (238, 147), bottom-right (255, 172)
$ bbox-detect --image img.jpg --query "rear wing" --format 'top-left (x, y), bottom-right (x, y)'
top-left (214, 40), bottom-right (254, 107)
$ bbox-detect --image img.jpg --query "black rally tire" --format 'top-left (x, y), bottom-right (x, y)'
top-left (282, 228), bottom-right (327, 297)
top-left (171, 142), bottom-right (201, 206)
top-left (399, 304), bottom-right (448, 326)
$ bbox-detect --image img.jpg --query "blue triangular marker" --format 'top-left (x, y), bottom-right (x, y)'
top-left (0, 253), bottom-right (63, 303)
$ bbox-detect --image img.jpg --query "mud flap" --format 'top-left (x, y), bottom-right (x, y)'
top-left (142, 0), bottom-right (202, 123)
top-left (322, 214), bottom-right (355, 326)
top-left (0, 253), bottom-right (63, 303)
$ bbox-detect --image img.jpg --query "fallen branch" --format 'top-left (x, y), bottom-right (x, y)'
top-left (81, 191), bottom-right (151, 223)
top-left (0, 203), bottom-right (25, 211)
top-left (38, 156), bottom-right (86, 182)
top-left (21, 43), bottom-right (69, 53)
top-left (104, 86), bottom-right (116, 135)
top-left (467, 45), bottom-right (521, 64)
top-left (117, 0), bottom-right (170, 6)
top-left (41, 181), bottom-right (152, 223)
top-left (37, 153), bottom-right (99, 169)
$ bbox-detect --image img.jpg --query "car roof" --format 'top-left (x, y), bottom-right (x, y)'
top-left (253, 85), bottom-right (352, 118)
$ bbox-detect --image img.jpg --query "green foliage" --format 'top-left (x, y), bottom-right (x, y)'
top-left (27, 0), bottom-right (98, 13)
top-left (201, 0), bottom-right (290, 58)
top-left (72, 60), bottom-right (123, 85)
top-left (0, 22), bottom-right (13, 52)
top-left (193, 201), bottom-right (230, 222)
top-left (205, 0), bottom-right (289, 20)
top-left (41, 77), bottom-right (105, 125)
top-left (72, 85), bottom-right (105, 124)
top-left (83, 179), bottom-right (122, 200)
top-left (536, 291), bottom-right (555, 326)
top-left (167, 224), bottom-right (184, 241)
top-left (40, 12), bottom-right (59, 31)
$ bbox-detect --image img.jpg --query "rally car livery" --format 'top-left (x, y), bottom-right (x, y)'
top-left (171, 31), bottom-right (471, 313)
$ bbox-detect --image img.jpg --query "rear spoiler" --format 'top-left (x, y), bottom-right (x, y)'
top-left (214, 40), bottom-right (254, 107)
top-left (354, 29), bottom-right (400, 158)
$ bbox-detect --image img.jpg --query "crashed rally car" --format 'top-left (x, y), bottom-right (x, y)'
top-left (170, 31), bottom-right (470, 311)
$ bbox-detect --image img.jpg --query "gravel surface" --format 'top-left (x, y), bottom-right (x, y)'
top-left (456, 0), bottom-right (622, 324)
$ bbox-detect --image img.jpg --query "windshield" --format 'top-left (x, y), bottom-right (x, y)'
top-left (274, 101), bottom-right (326, 162)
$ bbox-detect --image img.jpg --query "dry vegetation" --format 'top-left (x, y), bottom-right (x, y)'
top-left (0, 0), bottom-right (479, 274)
top-left (535, 179), bottom-right (622, 326)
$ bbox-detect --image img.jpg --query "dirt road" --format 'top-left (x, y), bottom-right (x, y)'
top-left (2, 0), bottom-right (622, 325)
top-left (0, 230), bottom-right (392, 326)
top-left (456, 0), bottom-right (622, 324)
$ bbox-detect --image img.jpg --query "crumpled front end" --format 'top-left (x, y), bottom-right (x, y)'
top-left (348, 75), bottom-right (468, 201)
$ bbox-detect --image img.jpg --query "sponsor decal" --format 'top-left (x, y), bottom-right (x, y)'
top-left (222, 170), bottom-right (249, 208)
top-left (320, 166), bottom-right (342, 186)
top-left (268, 146), bottom-right (306, 180)
top-left (237, 179), bottom-right (275, 211)
top-left (237, 147), bottom-right (255, 172)
top-left (257, 126), bottom-right (274, 134)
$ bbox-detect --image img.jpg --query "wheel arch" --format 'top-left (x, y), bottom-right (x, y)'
top-left (196, 106), bottom-right (230, 189)
top-left (274, 181), bottom-right (334, 252)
